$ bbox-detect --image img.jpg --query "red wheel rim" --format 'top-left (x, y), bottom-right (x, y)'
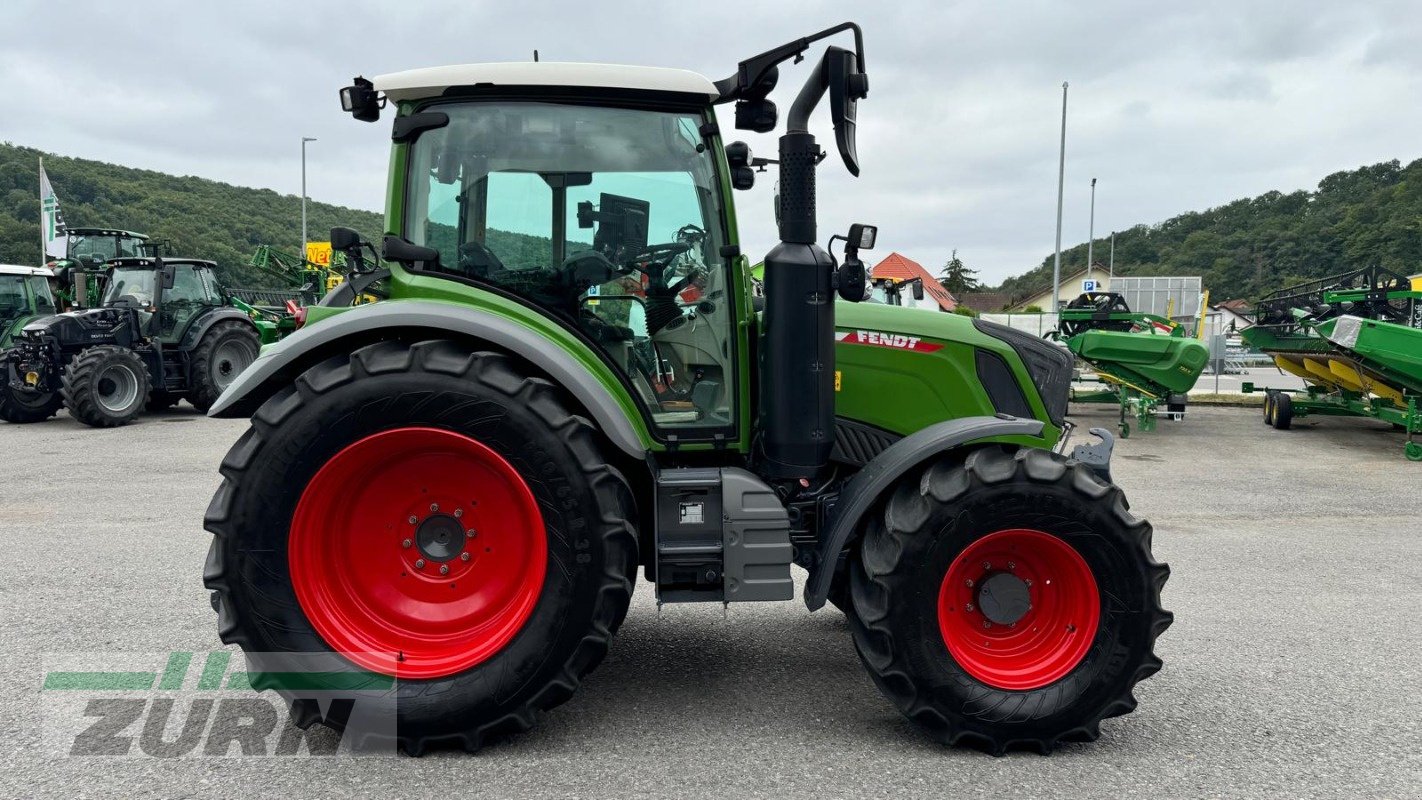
top-left (937, 528), bottom-right (1099, 690)
top-left (289, 427), bottom-right (546, 679)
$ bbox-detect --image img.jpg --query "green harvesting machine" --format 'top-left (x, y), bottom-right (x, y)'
top-left (1240, 266), bottom-right (1422, 461)
top-left (1049, 292), bottom-right (1209, 437)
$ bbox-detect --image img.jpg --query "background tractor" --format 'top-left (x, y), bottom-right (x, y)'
top-left (203, 24), bottom-right (1171, 755)
top-left (2, 257), bottom-right (261, 425)
top-left (45, 227), bottom-right (153, 309)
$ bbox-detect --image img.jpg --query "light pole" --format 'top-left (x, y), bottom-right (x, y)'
top-left (1086, 177), bottom-right (1097, 286)
top-left (301, 136), bottom-right (317, 259)
top-left (1051, 82), bottom-right (1068, 312)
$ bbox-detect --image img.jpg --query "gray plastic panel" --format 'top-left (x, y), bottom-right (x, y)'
top-left (720, 468), bottom-right (793, 602)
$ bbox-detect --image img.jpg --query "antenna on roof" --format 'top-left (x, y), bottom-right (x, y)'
top-left (533, 50), bottom-right (540, 62)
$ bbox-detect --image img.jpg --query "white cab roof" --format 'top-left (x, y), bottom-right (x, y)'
top-left (0, 265), bottom-right (54, 277)
top-left (374, 62), bottom-right (719, 103)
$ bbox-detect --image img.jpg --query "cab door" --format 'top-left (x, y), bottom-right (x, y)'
top-left (155, 264), bottom-right (219, 344)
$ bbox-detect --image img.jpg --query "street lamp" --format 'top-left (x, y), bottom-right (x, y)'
top-left (1086, 177), bottom-right (1097, 286)
top-left (301, 136), bottom-right (317, 260)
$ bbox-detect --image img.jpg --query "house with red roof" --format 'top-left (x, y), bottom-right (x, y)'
top-left (869, 252), bottom-right (958, 312)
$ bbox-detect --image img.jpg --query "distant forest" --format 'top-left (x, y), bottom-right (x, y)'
top-left (997, 158), bottom-right (1422, 302)
top-left (0, 143), bottom-right (383, 288)
top-left (4, 142), bottom-right (1419, 302)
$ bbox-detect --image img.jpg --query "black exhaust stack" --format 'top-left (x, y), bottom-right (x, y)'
top-left (732, 31), bottom-right (866, 480)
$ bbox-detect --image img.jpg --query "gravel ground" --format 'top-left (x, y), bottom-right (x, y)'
top-left (0, 404), bottom-right (1418, 799)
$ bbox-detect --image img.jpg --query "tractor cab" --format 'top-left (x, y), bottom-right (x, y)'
top-left (103, 258), bottom-right (227, 344)
top-left (382, 68), bottom-right (739, 432)
top-left (0, 265), bottom-right (58, 347)
top-left (48, 227), bottom-right (152, 309)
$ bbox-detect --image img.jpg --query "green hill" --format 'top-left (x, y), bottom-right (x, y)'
top-left (998, 158), bottom-right (1422, 302)
top-left (0, 142), bottom-right (383, 288)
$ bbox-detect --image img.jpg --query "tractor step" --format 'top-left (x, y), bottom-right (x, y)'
top-left (654, 468), bottom-right (793, 604)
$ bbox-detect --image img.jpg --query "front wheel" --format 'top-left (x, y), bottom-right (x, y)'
top-left (849, 446), bottom-right (1171, 754)
top-left (203, 340), bottom-right (637, 753)
top-left (62, 345), bottom-right (150, 427)
top-left (0, 383), bottom-right (62, 423)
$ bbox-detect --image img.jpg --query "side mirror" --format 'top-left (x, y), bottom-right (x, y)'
top-left (330, 226), bottom-right (362, 252)
top-left (828, 46), bottom-right (869, 177)
top-left (160, 264), bottom-right (176, 290)
top-left (577, 201), bottom-right (595, 229)
top-left (731, 167), bottom-right (756, 190)
top-left (911, 281), bottom-right (925, 301)
top-left (734, 99), bottom-right (778, 134)
top-left (726, 141), bottom-right (752, 169)
top-left (382, 235), bottom-right (440, 270)
top-left (339, 76), bottom-right (383, 123)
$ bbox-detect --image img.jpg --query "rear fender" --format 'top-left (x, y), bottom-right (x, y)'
top-left (207, 300), bottom-right (650, 459)
top-left (179, 308), bottom-right (257, 350)
top-left (804, 414), bottom-right (1045, 610)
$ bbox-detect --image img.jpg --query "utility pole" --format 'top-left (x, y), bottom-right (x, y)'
top-left (301, 136), bottom-right (317, 259)
top-left (1052, 82), bottom-right (1068, 312)
top-left (1086, 177), bottom-right (1097, 286)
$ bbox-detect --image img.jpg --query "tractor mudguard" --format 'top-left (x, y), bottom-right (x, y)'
top-left (179, 308), bottom-right (258, 350)
top-left (804, 414), bottom-right (1044, 611)
top-left (207, 300), bottom-right (649, 459)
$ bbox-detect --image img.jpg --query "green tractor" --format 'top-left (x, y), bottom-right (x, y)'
top-left (2, 258), bottom-right (261, 425)
top-left (46, 227), bottom-right (153, 309)
top-left (0, 264), bottom-right (59, 348)
top-left (204, 24), bottom-right (1170, 754)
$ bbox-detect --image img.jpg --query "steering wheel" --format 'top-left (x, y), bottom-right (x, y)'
top-left (630, 242), bottom-right (691, 270)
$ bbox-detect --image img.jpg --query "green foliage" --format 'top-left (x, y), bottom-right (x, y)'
top-left (951, 305), bottom-right (978, 317)
top-left (0, 143), bottom-right (382, 288)
top-left (1023, 304), bottom-right (1044, 313)
top-left (996, 158), bottom-right (1422, 302)
top-left (937, 249), bottom-right (981, 294)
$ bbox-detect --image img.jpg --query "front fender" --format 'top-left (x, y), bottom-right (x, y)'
top-left (208, 300), bottom-right (650, 459)
top-left (804, 414), bottom-right (1045, 610)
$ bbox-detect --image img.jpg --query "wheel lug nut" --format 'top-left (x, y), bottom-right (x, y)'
top-left (1008, 561), bottom-right (1016, 570)
top-left (415, 559), bottom-right (425, 569)
top-left (964, 578), bottom-right (974, 588)
top-left (964, 603), bottom-right (975, 612)
top-left (982, 621), bottom-right (992, 629)
top-left (981, 561), bottom-right (991, 570)
top-left (466, 529), bottom-right (477, 539)
top-left (430, 503), bottom-right (439, 512)
top-left (439, 565), bottom-right (449, 575)
top-left (401, 538), bottom-right (412, 548)
top-left (1024, 579), bottom-right (1033, 587)
top-left (408, 515), bottom-right (418, 524)
top-left (453, 508), bottom-right (463, 518)
top-left (460, 552), bottom-right (471, 562)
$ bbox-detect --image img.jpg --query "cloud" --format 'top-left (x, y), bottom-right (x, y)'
top-left (4, 0), bottom-right (1421, 283)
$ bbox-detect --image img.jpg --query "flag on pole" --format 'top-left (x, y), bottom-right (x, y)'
top-left (40, 160), bottom-right (68, 260)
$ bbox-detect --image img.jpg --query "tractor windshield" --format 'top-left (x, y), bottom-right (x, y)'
top-left (103, 267), bottom-right (158, 307)
top-left (405, 101), bottom-right (737, 434)
top-left (69, 233), bottom-right (146, 262)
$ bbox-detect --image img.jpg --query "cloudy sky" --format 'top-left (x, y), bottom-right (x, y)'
top-left (5, 0), bottom-right (1421, 284)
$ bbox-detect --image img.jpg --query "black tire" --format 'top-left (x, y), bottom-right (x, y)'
top-left (203, 340), bottom-right (638, 754)
top-left (1263, 391), bottom-right (1276, 425)
top-left (1271, 393), bottom-right (1293, 430)
top-left (146, 390), bottom-right (180, 412)
top-left (62, 345), bottom-right (150, 428)
top-left (0, 383), bottom-right (63, 423)
top-left (187, 320), bottom-right (260, 412)
top-left (848, 446), bottom-right (1171, 754)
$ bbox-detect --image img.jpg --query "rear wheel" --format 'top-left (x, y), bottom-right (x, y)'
top-left (848, 446), bottom-right (1171, 754)
top-left (188, 320), bottom-right (260, 412)
top-left (62, 345), bottom-right (150, 428)
top-left (1263, 392), bottom-right (1276, 425)
top-left (0, 384), bottom-right (62, 423)
top-left (203, 340), bottom-right (637, 753)
top-left (1271, 393), bottom-right (1293, 430)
